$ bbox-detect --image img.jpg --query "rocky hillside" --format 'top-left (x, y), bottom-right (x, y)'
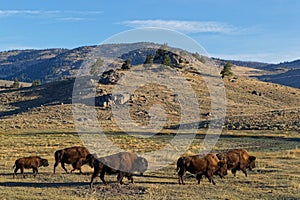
top-left (1, 42), bottom-right (299, 88)
top-left (0, 43), bottom-right (161, 83)
top-left (1, 48), bottom-right (300, 133)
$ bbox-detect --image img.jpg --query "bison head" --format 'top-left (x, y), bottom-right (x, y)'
top-left (86, 154), bottom-right (96, 168)
top-left (136, 157), bottom-right (148, 175)
top-left (41, 159), bottom-right (49, 167)
top-left (247, 156), bottom-right (256, 171)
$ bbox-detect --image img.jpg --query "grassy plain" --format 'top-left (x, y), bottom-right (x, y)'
top-left (0, 130), bottom-right (299, 200)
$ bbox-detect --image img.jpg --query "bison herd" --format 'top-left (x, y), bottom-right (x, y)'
top-left (12, 146), bottom-right (256, 188)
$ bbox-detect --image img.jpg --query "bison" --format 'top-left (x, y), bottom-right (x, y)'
top-left (89, 152), bottom-right (148, 188)
top-left (216, 148), bottom-right (256, 177)
top-left (176, 153), bottom-right (227, 185)
top-left (53, 146), bottom-right (94, 174)
top-left (13, 156), bottom-right (49, 178)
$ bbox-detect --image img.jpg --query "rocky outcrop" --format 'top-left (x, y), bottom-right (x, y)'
top-left (98, 69), bottom-right (122, 84)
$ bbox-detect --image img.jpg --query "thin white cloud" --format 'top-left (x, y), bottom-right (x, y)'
top-left (57, 17), bottom-right (96, 21)
top-left (121, 20), bottom-right (235, 34)
top-left (0, 9), bottom-right (103, 17)
top-left (0, 10), bottom-right (42, 16)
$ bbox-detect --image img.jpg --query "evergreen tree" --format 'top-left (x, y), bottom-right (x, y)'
top-left (162, 54), bottom-right (172, 67)
top-left (32, 80), bottom-right (41, 87)
top-left (144, 54), bottom-right (154, 65)
top-left (220, 62), bottom-right (234, 78)
top-left (121, 58), bottom-right (131, 70)
top-left (11, 77), bottom-right (20, 88)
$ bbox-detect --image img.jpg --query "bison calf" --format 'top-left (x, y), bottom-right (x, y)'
top-left (90, 152), bottom-right (148, 188)
top-left (13, 156), bottom-right (49, 178)
top-left (53, 146), bottom-right (94, 174)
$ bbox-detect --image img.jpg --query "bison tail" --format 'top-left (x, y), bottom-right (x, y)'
top-left (12, 164), bottom-right (15, 169)
top-left (176, 157), bottom-right (185, 172)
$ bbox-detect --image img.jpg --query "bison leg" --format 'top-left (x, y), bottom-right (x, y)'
top-left (90, 171), bottom-right (99, 189)
top-left (241, 167), bottom-right (248, 177)
top-left (32, 168), bottom-right (38, 177)
top-left (231, 168), bottom-right (237, 177)
top-left (61, 162), bottom-right (68, 173)
top-left (100, 171), bottom-right (107, 185)
top-left (126, 174), bottom-right (134, 183)
top-left (13, 167), bottom-right (19, 178)
top-left (71, 160), bottom-right (83, 174)
top-left (206, 171), bottom-right (216, 185)
top-left (178, 168), bottom-right (185, 185)
top-left (117, 172), bottom-right (126, 184)
top-left (117, 172), bottom-right (125, 184)
top-left (196, 174), bottom-right (203, 184)
top-left (21, 167), bottom-right (25, 178)
top-left (53, 160), bottom-right (60, 174)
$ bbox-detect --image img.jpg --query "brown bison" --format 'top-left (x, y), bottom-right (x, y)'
top-left (13, 156), bottom-right (49, 178)
top-left (216, 148), bottom-right (256, 177)
top-left (89, 152), bottom-right (148, 188)
top-left (176, 153), bottom-right (227, 185)
top-left (53, 146), bottom-right (94, 174)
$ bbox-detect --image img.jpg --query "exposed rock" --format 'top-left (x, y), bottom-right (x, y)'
top-left (99, 69), bottom-right (122, 84)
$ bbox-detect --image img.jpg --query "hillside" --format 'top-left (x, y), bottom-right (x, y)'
top-left (0, 43), bottom-right (160, 83)
top-left (1, 49), bottom-right (300, 133)
top-left (1, 43), bottom-right (299, 89)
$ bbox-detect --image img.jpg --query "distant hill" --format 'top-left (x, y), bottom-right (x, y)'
top-left (213, 58), bottom-right (300, 88)
top-left (212, 58), bottom-right (269, 69)
top-left (0, 42), bottom-right (160, 83)
top-left (0, 43), bottom-right (299, 88)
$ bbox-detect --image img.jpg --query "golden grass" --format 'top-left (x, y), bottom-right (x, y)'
top-left (0, 130), bottom-right (299, 199)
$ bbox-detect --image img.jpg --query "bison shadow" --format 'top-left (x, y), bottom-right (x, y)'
top-left (0, 181), bottom-right (88, 188)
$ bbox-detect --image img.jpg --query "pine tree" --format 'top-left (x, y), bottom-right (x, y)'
top-left (11, 77), bottom-right (20, 88)
top-left (121, 58), bottom-right (131, 70)
top-left (32, 80), bottom-right (41, 87)
top-left (162, 54), bottom-right (172, 67)
top-left (220, 62), bottom-right (234, 78)
top-left (144, 54), bottom-right (154, 65)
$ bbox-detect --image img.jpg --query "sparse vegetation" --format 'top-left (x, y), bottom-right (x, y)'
top-left (192, 52), bottom-right (206, 64)
top-left (144, 54), bottom-right (154, 65)
top-left (162, 54), bottom-right (172, 66)
top-left (11, 77), bottom-right (20, 88)
top-left (90, 58), bottom-right (104, 75)
top-left (220, 62), bottom-right (234, 78)
top-left (31, 79), bottom-right (41, 87)
top-left (122, 58), bottom-right (131, 70)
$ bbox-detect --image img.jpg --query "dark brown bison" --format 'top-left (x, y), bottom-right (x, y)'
top-left (216, 148), bottom-right (256, 177)
top-left (176, 153), bottom-right (227, 185)
top-left (53, 146), bottom-right (94, 174)
top-left (13, 156), bottom-right (49, 178)
top-left (89, 152), bottom-right (148, 188)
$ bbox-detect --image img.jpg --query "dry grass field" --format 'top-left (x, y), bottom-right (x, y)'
top-left (0, 130), bottom-right (299, 200)
top-left (0, 57), bottom-right (299, 199)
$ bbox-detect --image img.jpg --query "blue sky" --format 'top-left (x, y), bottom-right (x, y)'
top-left (0, 0), bottom-right (299, 63)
